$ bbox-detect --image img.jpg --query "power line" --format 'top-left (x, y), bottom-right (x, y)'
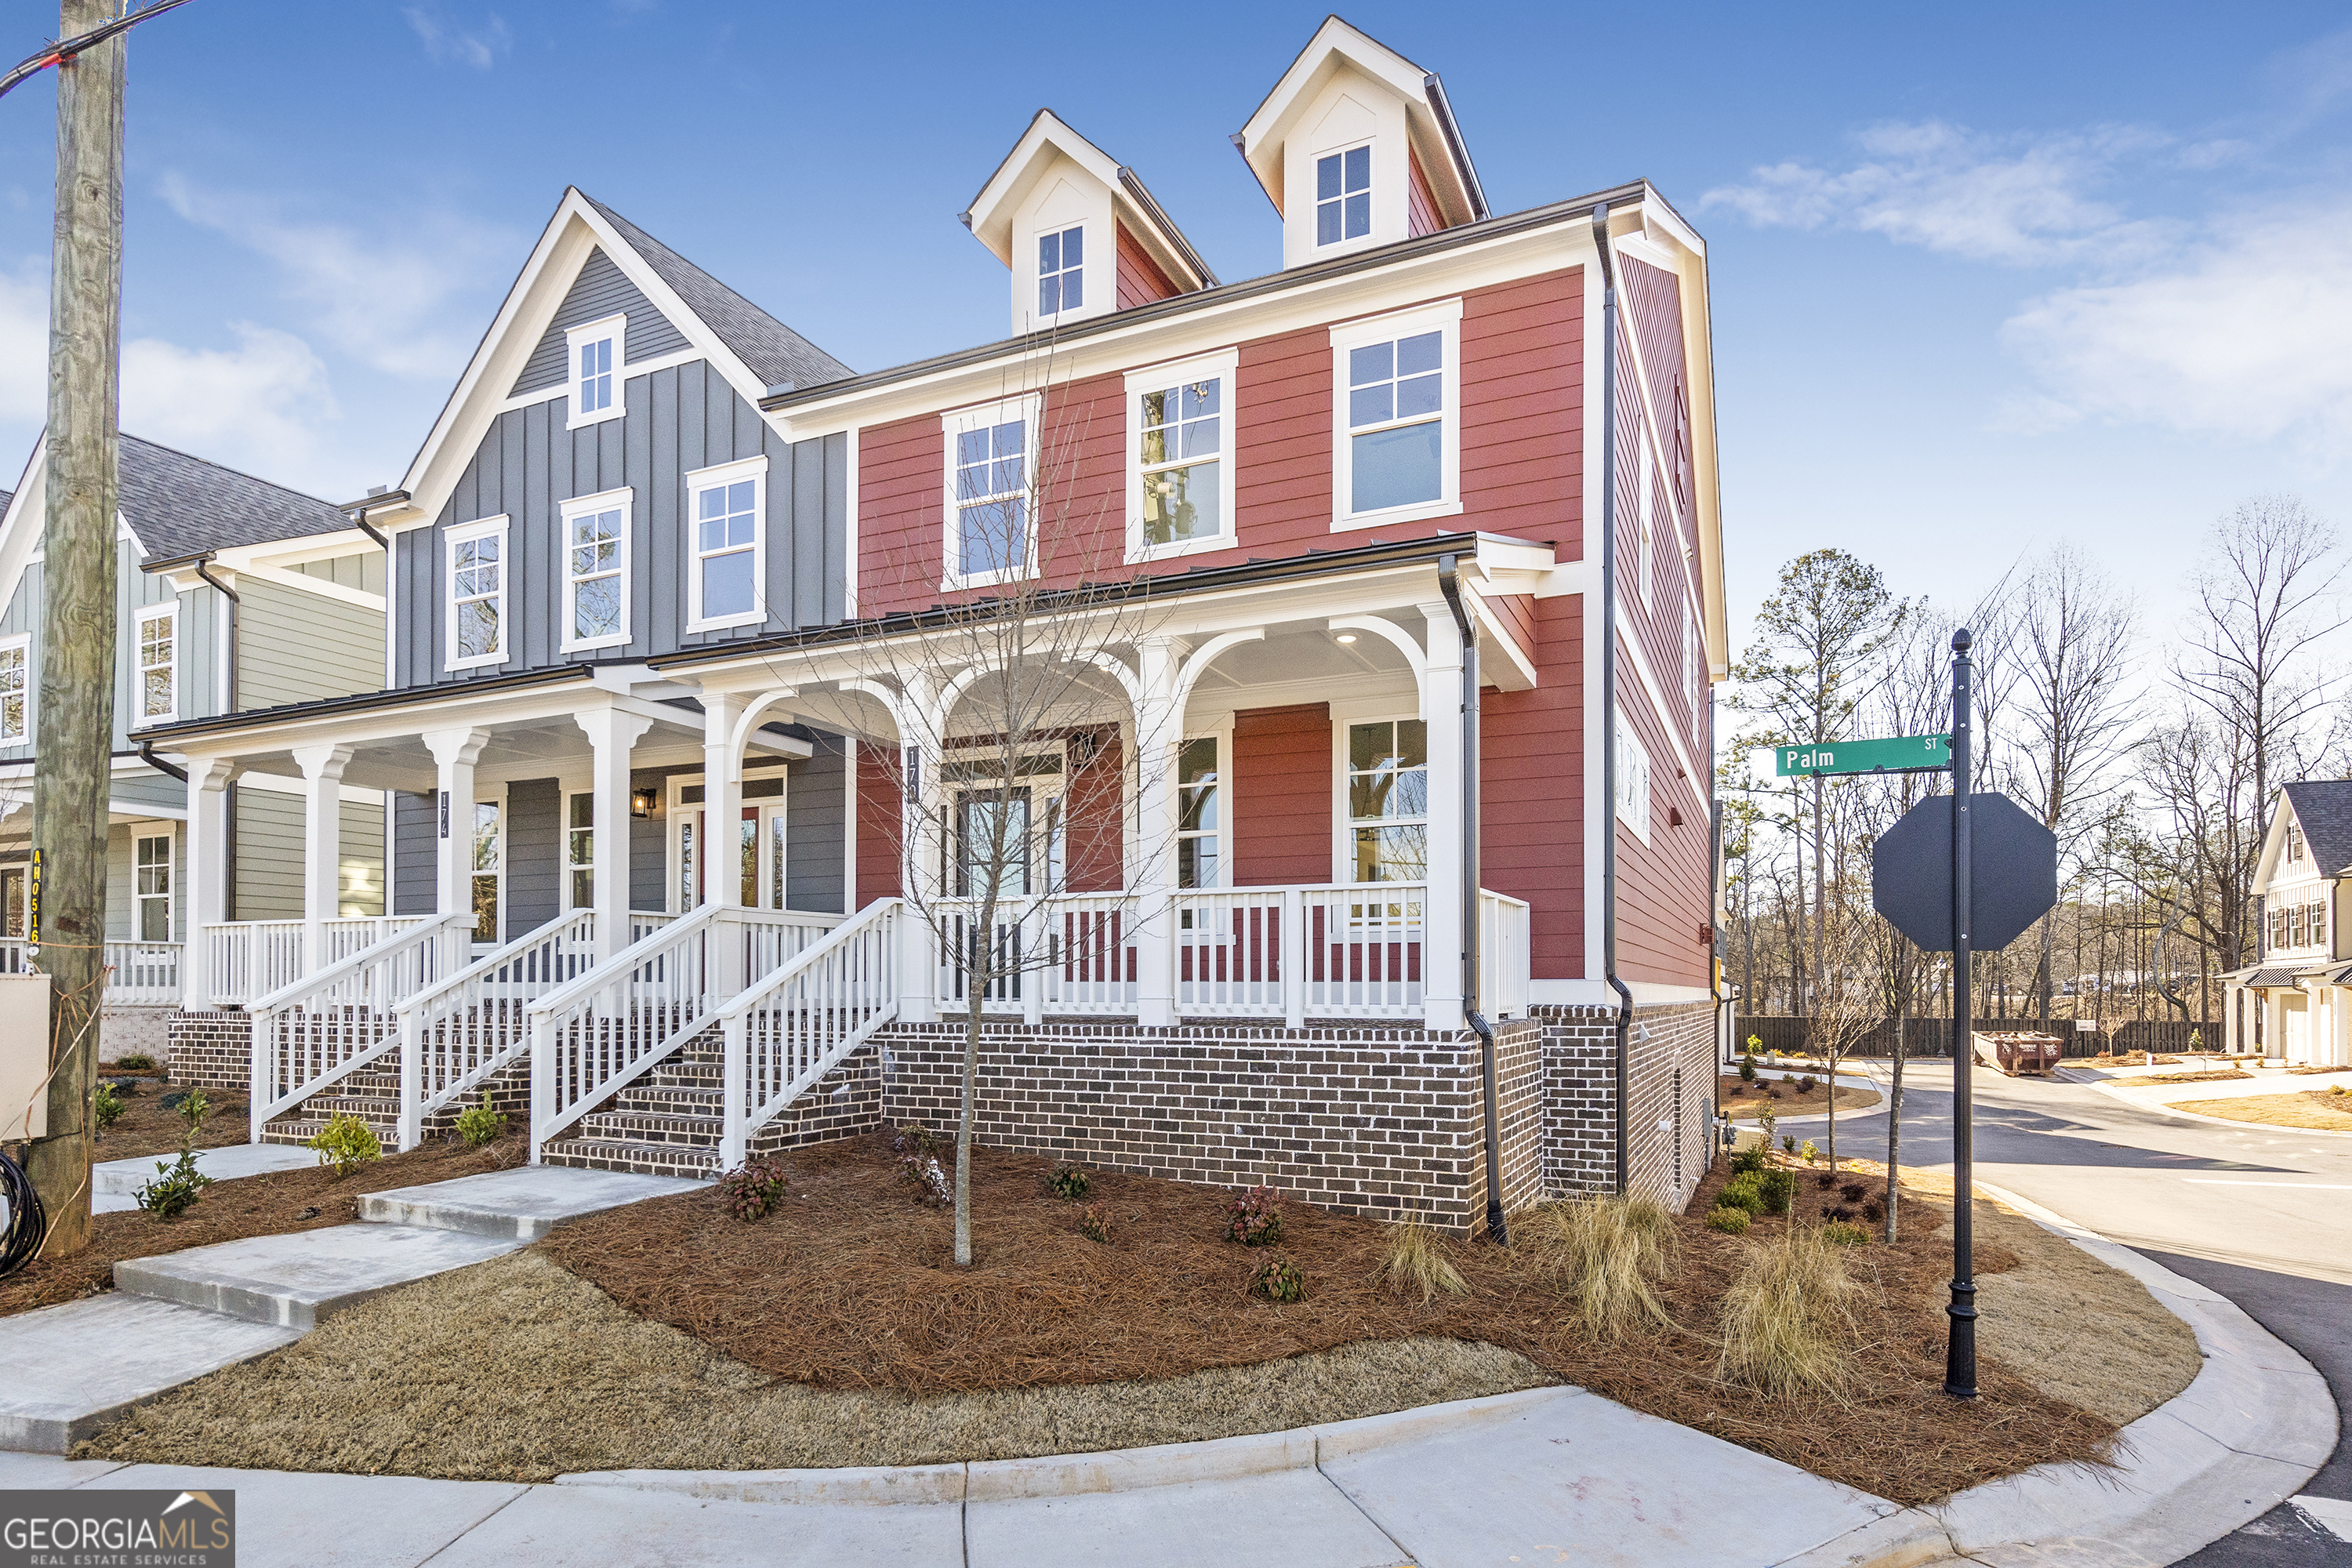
top-left (0, 0), bottom-right (193, 102)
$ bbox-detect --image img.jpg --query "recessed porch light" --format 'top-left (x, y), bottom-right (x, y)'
top-left (1335, 632), bottom-right (1358, 644)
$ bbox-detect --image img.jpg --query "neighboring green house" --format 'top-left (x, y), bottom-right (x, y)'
top-left (0, 434), bottom-right (387, 1054)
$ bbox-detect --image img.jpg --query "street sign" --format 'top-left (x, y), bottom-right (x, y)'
top-left (1776, 734), bottom-right (1951, 778)
top-left (1871, 792), bottom-right (2057, 952)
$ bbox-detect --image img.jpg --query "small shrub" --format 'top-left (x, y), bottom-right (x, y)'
top-left (1048, 1163), bottom-right (1092, 1202)
top-left (1715, 1224), bottom-right (1859, 1396)
top-left (1737, 1053), bottom-right (1758, 1084)
top-left (1707, 1205), bottom-right (1752, 1236)
top-left (1822, 1221), bottom-right (1871, 1246)
top-left (717, 1156), bottom-right (789, 1221)
top-left (1250, 1254), bottom-right (1306, 1303)
top-left (1799, 1139), bottom-right (1819, 1164)
top-left (1780, 1135), bottom-right (1796, 1154)
top-left (455, 1090), bottom-right (506, 1149)
top-left (1079, 1203), bottom-right (1112, 1244)
top-left (1816, 1171), bottom-right (1836, 1189)
top-left (114, 1052), bottom-right (158, 1071)
top-left (307, 1112), bottom-right (383, 1178)
top-left (92, 1082), bottom-right (125, 1132)
top-left (1795, 1075), bottom-right (1817, 1094)
top-left (1228, 1185), bottom-right (1286, 1246)
top-left (1861, 1198), bottom-right (1885, 1224)
top-left (1374, 1218), bottom-right (1468, 1303)
top-left (891, 1123), bottom-right (945, 1159)
top-left (1758, 1168), bottom-right (1795, 1215)
top-left (1729, 1145), bottom-right (1766, 1176)
top-left (896, 1152), bottom-right (951, 1207)
top-left (1758, 1105), bottom-right (1779, 1144)
top-left (1838, 1181), bottom-right (1866, 1203)
top-left (1717, 1174), bottom-right (1766, 1216)
top-left (169, 1086), bottom-right (211, 1134)
top-left (1515, 1193), bottom-right (1678, 1340)
top-left (136, 1150), bottom-right (212, 1219)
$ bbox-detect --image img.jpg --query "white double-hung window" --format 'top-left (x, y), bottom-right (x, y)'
top-left (135, 830), bottom-right (172, 941)
top-left (446, 517), bottom-right (510, 670)
top-left (1036, 225), bottom-right (1083, 318)
top-left (1316, 144), bottom-right (1372, 247)
top-left (1614, 716), bottom-right (1652, 844)
top-left (136, 603), bottom-right (178, 721)
top-left (560, 488), bottom-right (632, 652)
top-left (0, 635), bottom-right (25, 743)
top-left (1126, 348), bottom-right (1237, 560)
top-left (566, 314), bottom-right (625, 430)
top-left (686, 455), bottom-right (766, 631)
top-left (942, 394), bottom-right (1040, 589)
top-left (1330, 300), bottom-right (1461, 531)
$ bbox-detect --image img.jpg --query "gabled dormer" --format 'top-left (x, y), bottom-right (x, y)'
top-left (1235, 16), bottom-right (1489, 270)
top-left (964, 110), bottom-right (1216, 339)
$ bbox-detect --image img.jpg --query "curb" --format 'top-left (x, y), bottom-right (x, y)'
top-left (554, 1385), bottom-right (1570, 1504)
top-left (2067, 1073), bottom-right (2352, 1138)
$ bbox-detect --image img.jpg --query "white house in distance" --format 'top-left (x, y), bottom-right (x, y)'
top-left (2223, 781), bottom-right (2352, 1065)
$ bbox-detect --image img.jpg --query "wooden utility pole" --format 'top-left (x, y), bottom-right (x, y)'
top-left (26, 0), bottom-right (125, 1258)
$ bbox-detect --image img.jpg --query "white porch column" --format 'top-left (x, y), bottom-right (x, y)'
top-left (2223, 984), bottom-right (2241, 1054)
top-left (424, 728), bottom-right (491, 938)
top-left (1421, 602), bottom-right (1466, 1033)
top-left (292, 743), bottom-right (356, 974)
top-left (182, 757), bottom-right (233, 1007)
top-left (1133, 640), bottom-right (1178, 1027)
top-left (702, 690), bottom-right (746, 909)
top-left (575, 708), bottom-right (656, 960)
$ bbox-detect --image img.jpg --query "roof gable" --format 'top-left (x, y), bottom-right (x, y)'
top-left (962, 109), bottom-right (1216, 296)
top-left (510, 245), bottom-right (693, 397)
top-left (2280, 782), bottom-right (2352, 879)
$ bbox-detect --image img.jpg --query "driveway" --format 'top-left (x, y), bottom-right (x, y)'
top-left (1823, 1057), bottom-right (2352, 1564)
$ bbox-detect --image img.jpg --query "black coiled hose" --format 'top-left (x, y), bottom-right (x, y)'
top-left (0, 1144), bottom-right (45, 1278)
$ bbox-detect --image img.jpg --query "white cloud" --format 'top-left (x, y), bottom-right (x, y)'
top-left (2000, 201), bottom-right (2352, 451)
top-left (157, 174), bottom-right (511, 380)
top-left (1702, 120), bottom-right (2171, 267)
top-left (122, 325), bottom-right (343, 491)
top-left (402, 5), bottom-right (509, 69)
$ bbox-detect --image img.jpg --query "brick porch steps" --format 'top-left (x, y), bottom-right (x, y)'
top-left (539, 1029), bottom-right (732, 1178)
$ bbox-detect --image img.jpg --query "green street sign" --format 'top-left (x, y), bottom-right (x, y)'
top-left (1775, 733), bottom-right (1951, 778)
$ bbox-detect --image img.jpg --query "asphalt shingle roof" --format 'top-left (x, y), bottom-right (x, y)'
top-left (583, 195), bottom-right (853, 394)
top-left (118, 434), bottom-right (348, 564)
top-left (2281, 781), bottom-right (2352, 877)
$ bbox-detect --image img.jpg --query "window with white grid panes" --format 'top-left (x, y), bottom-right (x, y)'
top-left (1345, 720), bottom-right (1427, 883)
top-left (447, 519), bottom-right (507, 668)
top-left (471, 800), bottom-right (501, 942)
top-left (1316, 145), bottom-right (1370, 245)
top-left (1345, 330), bottom-right (1443, 514)
top-left (137, 604), bottom-right (176, 720)
top-left (0, 638), bottom-right (24, 742)
top-left (1138, 377), bottom-right (1224, 547)
top-left (135, 831), bottom-right (171, 942)
top-left (567, 314), bottom-right (622, 428)
top-left (1177, 737), bottom-right (1220, 887)
top-left (563, 492), bottom-right (630, 649)
top-left (1036, 226), bottom-right (1083, 318)
top-left (567, 793), bottom-right (593, 909)
top-left (945, 400), bottom-right (1036, 586)
top-left (689, 466), bottom-right (762, 627)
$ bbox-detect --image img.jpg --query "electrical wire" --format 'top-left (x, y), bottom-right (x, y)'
top-left (0, 0), bottom-right (195, 103)
top-left (0, 1143), bottom-right (45, 1278)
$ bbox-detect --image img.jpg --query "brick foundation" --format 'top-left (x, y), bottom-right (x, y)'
top-left (1530, 1000), bottom-right (1719, 1212)
top-left (166, 1011), bottom-right (252, 1092)
top-left (100, 1004), bottom-right (176, 1064)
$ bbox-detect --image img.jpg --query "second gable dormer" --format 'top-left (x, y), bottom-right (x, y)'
top-left (1236, 17), bottom-right (1488, 270)
top-left (964, 111), bottom-right (1215, 339)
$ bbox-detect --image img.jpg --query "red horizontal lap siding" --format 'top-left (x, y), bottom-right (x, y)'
top-left (1490, 593), bottom-right (1536, 677)
top-left (1233, 703), bottom-right (1332, 885)
top-left (1116, 224), bottom-right (1180, 310)
top-left (1613, 637), bottom-right (1710, 989)
top-left (854, 267), bottom-right (1588, 615)
top-left (856, 743), bottom-right (902, 909)
top-left (1482, 594), bottom-right (1584, 978)
top-left (1407, 151), bottom-right (1442, 238)
top-left (1063, 725), bottom-right (1124, 893)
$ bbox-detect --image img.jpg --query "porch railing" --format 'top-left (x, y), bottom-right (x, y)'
top-left (0, 938), bottom-right (182, 1004)
top-left (1479, 890), bottom-right (1531, 1019)
top-left (247, 913), bottom-right (474, 1140)
top-left (935, 891), bottom-right (1141, 1019)
top-left (201, 914), bottom-right (441, 1007)
top-left (715, 898), bottom-right (900, 1167)
top-left (527, 904), bottom-right (840, 1161)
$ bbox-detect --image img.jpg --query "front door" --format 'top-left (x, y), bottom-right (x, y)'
top-left (680, 802), bottom-right (789, 909)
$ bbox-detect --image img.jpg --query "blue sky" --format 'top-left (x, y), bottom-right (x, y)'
top-left (0, 0), bottom-right (2347, 637)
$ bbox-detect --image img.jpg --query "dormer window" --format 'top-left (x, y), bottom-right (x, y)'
top-left (565, 313), bottom-right (625, 430)
top-left (1037, 226), bottom-right (1084, 318)
top-left (1316, 146), bottom-right (1371, 246)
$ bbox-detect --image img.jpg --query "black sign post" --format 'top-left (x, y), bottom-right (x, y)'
top-left (1869, 627), bottom-right (2057, 1401)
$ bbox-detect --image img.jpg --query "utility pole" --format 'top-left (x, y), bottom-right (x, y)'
top-left (25, 0), bottom-right (127, 1258)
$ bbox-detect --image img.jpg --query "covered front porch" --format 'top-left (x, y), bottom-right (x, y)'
top-left (2223, 964), bottom-right (2352, 1067)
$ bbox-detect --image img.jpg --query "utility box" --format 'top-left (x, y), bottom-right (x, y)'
top-left (1, 975), bottom-right (53, 1141)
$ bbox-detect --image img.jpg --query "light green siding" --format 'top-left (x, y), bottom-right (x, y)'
top-left (236, 575), bottom-right (385, 710)
top-left (230, 786), bottom-right (384, 920)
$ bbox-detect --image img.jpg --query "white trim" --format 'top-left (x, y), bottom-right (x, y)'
top-left (842, 426), bottom-right (861, 620)
top-left (1613, 713), bottom-right (1653, 844)
top-left (1310, 138), bottom-right (1379, 257)
top-left (0, 632), bottom-right (30, 745)
top-left (1031, 219), bottom-right (1091, 327)
top-left (565, 312), bottom-right (626, 430)
top-left (1124, 347), bottom-right (1240, 564)
top-left (444, 516), bottom-right (511, 672)
top-left (470, 789), bottom-right (505, 945)
top-left (684, 455), bottom-right (768, 632)
top-left (496, 345), bottom-right (710, 416)
top-left (558, 485), bottom-right (634, 653)
top-left (1328, 299), bottom-right (1464, 532)
top-left (1174, 726), bottom-right (1229, 890)
top-left (132, 824), bottom-right (175, 944)
top-left (563, 786), bottom-right (595, 910)
top-left (941, 392), bottom-right (1043, 592)
top-left (135, 600), bottom-right (180, 724)
top-left (227, 559), bottom-right (384, 612)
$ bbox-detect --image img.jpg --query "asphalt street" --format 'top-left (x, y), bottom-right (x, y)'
top-left (1809, 1059), bottom-right (2352, 1565)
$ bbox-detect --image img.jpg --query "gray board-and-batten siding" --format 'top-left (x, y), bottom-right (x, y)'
top-left (510, 246), bottom-right (691, 398)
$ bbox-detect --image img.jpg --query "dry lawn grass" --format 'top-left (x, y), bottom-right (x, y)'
top-left (2135, 1069), bottom-right (2255, 1086)
top-left (1719, 1074), bottom-right (1882, 1120)
top-left (2166, 1091), bottom-right (2352, 1132)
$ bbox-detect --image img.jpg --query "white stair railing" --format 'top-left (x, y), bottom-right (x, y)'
top-left (394, 909), bottom-right (595, 1150)
top-left (247, 913), bottom-right (474, 1140)
top-left (527, 905), bottom-right (840, 1161)
top-left (717, 898), bottom-right (900, 1167)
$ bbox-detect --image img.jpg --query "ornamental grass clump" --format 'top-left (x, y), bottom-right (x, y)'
top-left (1372, 1218), bottom-right (1468, 1304)
top-left (1515, 1192), bottom-right (1678, 1341)
top-left (1228, 1185), bottom-right (1285, 1246)
top-left (717, 1156), bottom-right (789, 1221)
top-left (1714, 1223), bottom-right (1859, 1397)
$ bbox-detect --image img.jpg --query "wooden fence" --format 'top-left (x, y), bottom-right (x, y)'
top-left (1732, 1015), bottom-right (2222, 1060)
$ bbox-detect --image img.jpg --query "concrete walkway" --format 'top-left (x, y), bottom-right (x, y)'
top-left (0, 1163), bottom-right (700, 1451)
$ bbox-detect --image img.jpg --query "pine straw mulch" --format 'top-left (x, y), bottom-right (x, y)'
top-left (2166, 1091), bottom-right (2352, 1132)
top-left (1, 1128), bottom-right (523, 1319)
top-left (90, 1075), bottom-right (253, 1162)
top-left (1719, 1073), bottom-right (1881, 1119)
top-left (543, 1132), bottom-right (2127, 1506)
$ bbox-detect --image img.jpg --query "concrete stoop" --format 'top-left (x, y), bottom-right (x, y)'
top-left (0, 1164), bottom-right (704, 1455)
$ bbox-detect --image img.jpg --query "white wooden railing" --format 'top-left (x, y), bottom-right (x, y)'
top-left (935, 892), bottom-right (1141, 1021)
top-left (528, 904), bottom-right (840, 1161)
top-left (201, 915), bottom-right (439, 1007)
top-left (1479, 890), bottom-right (1532, 1019)
top-left (0, 938), bottom-right (182, 1004)
top-left (247, 913), bottom-right (474, 1139)
top-left (716, 898), bottom-right (900, 1167)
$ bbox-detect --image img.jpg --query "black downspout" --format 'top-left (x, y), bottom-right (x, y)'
top-left (1593, 203), bottom-right (1635, 1195)
top-left (195, 557), bottom-right (239, 920)
top-left (1439, 554), bottom-right (1506, 1244)
top-left (136, 739), bottom-right (186, 785)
